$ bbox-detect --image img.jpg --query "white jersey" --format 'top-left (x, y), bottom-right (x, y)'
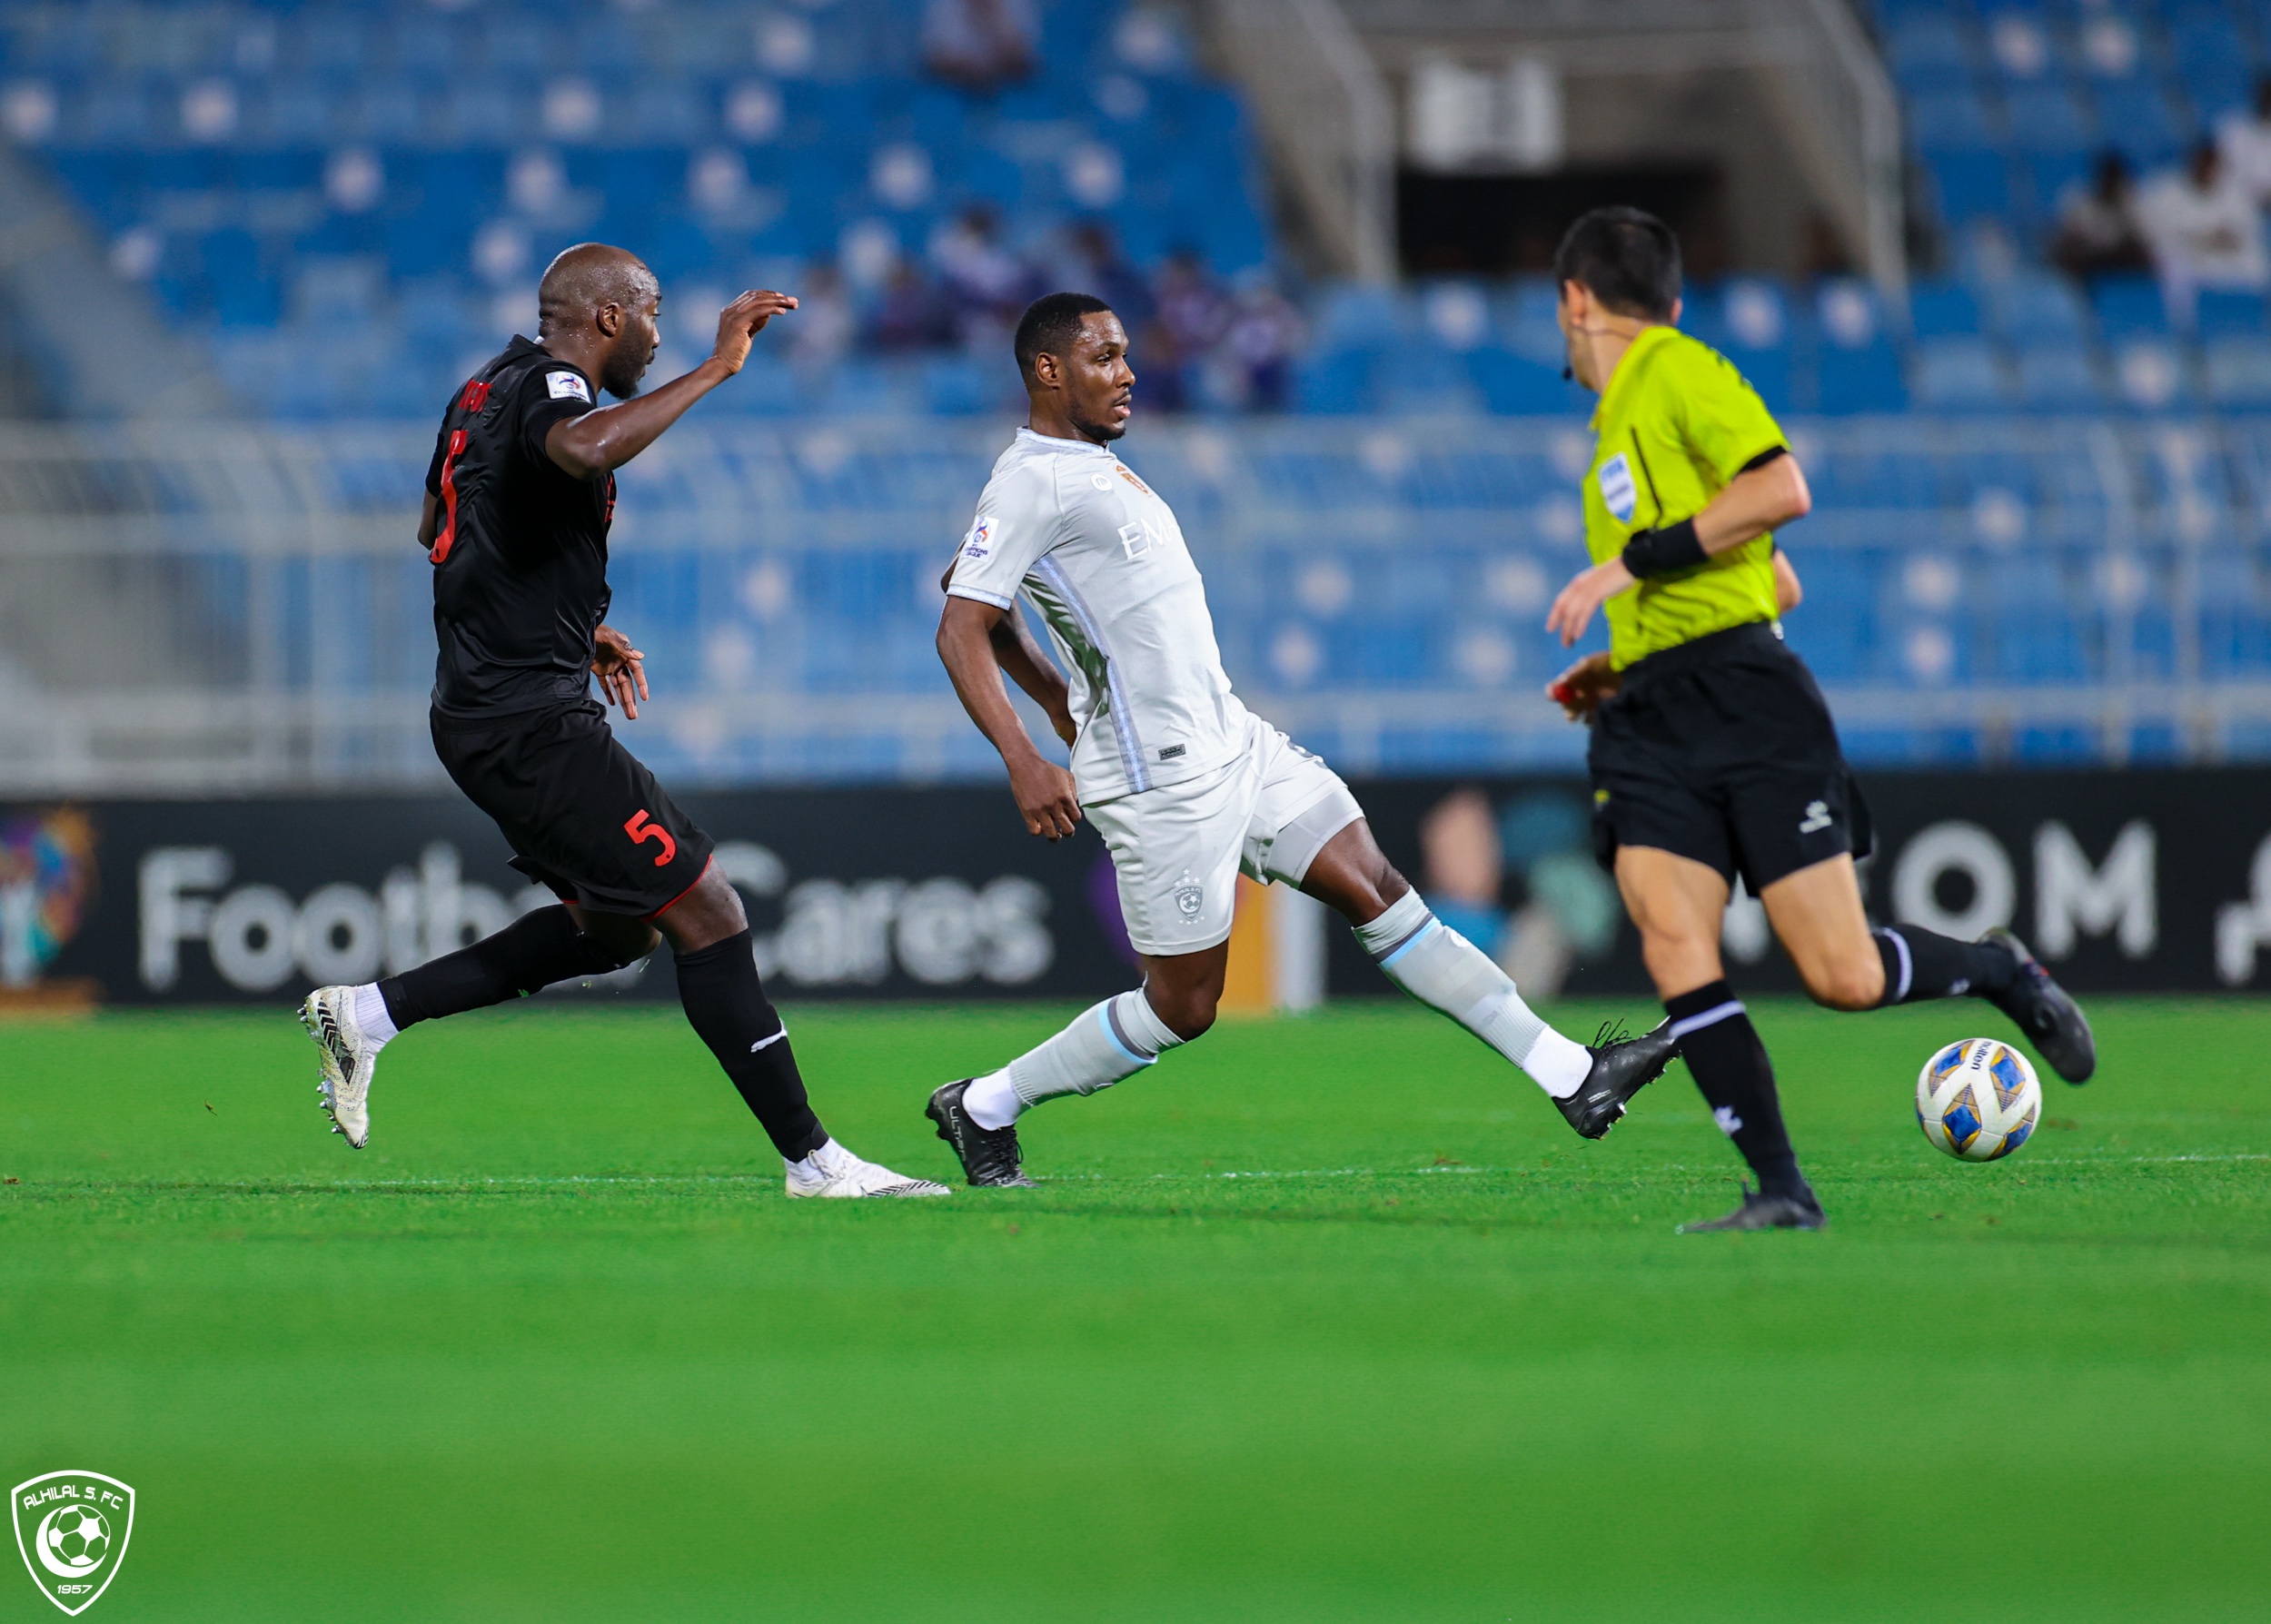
top-left (947, 427), bottom-right (1247, 803)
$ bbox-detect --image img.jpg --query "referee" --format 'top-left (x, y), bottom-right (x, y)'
top-left (1542, 208), bottom-right (2096, 1232)
top-left (296, 243), bottom-right (944, 1199)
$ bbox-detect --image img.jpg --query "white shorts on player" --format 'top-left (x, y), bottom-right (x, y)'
top-left (1088, 713), bottom-right (1362, 956)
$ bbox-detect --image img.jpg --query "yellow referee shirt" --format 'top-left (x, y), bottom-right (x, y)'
top-left (1582, 325), bottom-right (1788, 668)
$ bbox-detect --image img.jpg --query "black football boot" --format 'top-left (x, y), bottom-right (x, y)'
top-left (1979, 928), bottom-right (2097, 1084)
top-left (1554, 1018), bottom-right (1681, 1140)
top-left (1678, 1183), bottom-right (1827, 1233)
top-left (926, 1080), bottom-right (1037, 1188)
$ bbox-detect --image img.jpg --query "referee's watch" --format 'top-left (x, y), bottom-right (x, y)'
top-left (1620, 518), bottom-right (1707, 579)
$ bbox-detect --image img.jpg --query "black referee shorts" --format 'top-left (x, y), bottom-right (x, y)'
top-left (1587, 621), bottom-right (1872, 894)
top-left (431, 701), bottom-right (715, 918)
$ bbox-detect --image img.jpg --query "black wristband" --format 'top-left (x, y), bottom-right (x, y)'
top-left (1621, 518), bottom-right (1706, 579)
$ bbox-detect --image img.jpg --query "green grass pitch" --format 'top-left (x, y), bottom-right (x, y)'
top-left (2, 997), bottom-right (2266, 1622)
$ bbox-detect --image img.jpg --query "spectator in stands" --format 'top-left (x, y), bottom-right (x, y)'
top-left (2137, 137), bottom-right (2270, 300)
top-left (1222, 275), bottom-right (1304, 412)
top-left (870, 262), bottom-right (953, 352)
top-left (923, 0), bottom-right (1037, 93)
top-left (932, 205), bottom-right (1035, 344)
top-left (789, 262), bottom-right (857, 370)
top-left (1054, 221), bottom-right (1154, 338)
top-left (1144, 248), bottom-right (1227, 412)
top-left (2052, 151), bottom-right (2152, 281)
top-left (2216, 73), bottom-right (2271, 206)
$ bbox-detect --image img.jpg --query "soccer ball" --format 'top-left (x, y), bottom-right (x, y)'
top-left (1916, 1038), bottom-right (2040, 1162)
top-left (45, 1506), bottom-right (108, 1570)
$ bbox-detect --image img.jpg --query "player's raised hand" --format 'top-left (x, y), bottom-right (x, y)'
top-left (711, 290), bottom-right (798, 375)
top-left (1008, 755), bottom-right (1081, 841)
top-left (1546, 556), bottom-right (1636, 647)
top-left (590, 623), bottom-right (649, 720)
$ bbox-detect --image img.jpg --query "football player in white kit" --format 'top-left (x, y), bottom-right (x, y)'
top-left (924, 293), bottom-right (1678, 1187)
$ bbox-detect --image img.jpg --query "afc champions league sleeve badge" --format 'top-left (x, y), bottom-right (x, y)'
top-left (13, 1471), bottom-right (134, 1616)
top-left (1596, 452), bottom-right (1639, 526)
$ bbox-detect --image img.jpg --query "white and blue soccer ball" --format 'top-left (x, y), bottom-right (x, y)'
top-left (1916, 1038), bottom-right (2041, 1162)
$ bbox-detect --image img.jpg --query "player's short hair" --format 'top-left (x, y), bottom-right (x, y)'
top-left (1015, 292), bottom-right (1116, 383)
top-left (1552, 207), bottom-right (1682, 322)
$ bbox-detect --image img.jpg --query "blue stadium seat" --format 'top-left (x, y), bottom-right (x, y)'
top-left (2197, 289), bottom-right (2269, 337)
top-left (1909, 86), bottom-right (2000, 152)
top-left (2170, 15), bottom-right (2256, 118)
top-left (2013, 343), bottom-right (2109, 407)
top-left (1910, 279), bottom-right (1985, 337)
top-left (1995, 272), bottom-right (2090, 343)
top-left (2092, 275), bottom-right (2171, 337)
top-left (2003, 84), bottom-right (2093, 153)
top-left (2018, 149), bottom-right (2092, 238)
top-left (2205, 338), bottom-right (2271, 404)
top-left (1929, 149), bottom-right (2016, 224)
top-left (1463, 352), bottom-right (1572, 415)
top-left (2090, 82), bottom-right (2186, 168)
top-left (1913, 337), bottom-right (2014, 408)
top-left (1889, 15), bottom-right (1979, 94)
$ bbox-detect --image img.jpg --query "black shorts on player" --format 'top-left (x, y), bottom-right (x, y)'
top-left (289, 248), bottom-right (951, 1194)
top-left (432, 700), bottom-right (713, 917)
top-left (1587, 621), bottom-right (1872, 891)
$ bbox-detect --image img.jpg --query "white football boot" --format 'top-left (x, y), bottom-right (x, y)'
top-left (299, 985), bottom-right (379, 1149)
top-left (784, 1139), bottom-right (950, 1199)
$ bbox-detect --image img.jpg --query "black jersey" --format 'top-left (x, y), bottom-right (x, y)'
top-left (422, 336), bottom-right (618, 718)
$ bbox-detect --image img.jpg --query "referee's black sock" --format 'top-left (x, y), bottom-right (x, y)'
top-left (1666, 980), bottom-right (1809, 1202)
top-left (378, 906), bottom-right (633, 1028)
top-left (1870, 926), bottom-right (2019, 1006)
top-left (673, 928), bottom-right (828, 1161)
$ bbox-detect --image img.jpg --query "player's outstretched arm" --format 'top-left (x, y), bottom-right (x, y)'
top-left (1546, 451), bottom-right (1812, 646)
top-left (545, 290), bottom-right (797, 480)
top-left (937, 596), bottom-right (1081, 840)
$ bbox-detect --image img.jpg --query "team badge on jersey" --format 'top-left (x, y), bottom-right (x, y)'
top-left (1596, 452), bottom-right (1638, 524)
top-left (1172, 873), bottom-right (1205, 920)
top-left (962, 516), bottom-right (994, 560)
top-left (546, 371), bottom-right (591, 402)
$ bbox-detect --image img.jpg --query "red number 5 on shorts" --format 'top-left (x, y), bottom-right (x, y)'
top-left (624, 808), bottom-right (678, 867)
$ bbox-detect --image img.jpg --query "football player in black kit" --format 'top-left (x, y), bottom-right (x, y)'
top-left (298, 243), bottom-right (947, 1198)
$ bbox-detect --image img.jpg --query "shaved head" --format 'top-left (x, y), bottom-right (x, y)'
top-left (535, 243), bottom-right (662, 399)
top-left (538, 243), bottom-right (659, 333)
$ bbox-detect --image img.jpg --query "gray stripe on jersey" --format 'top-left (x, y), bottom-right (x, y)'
top-left (1033, 554), bottom-right (1151, 793)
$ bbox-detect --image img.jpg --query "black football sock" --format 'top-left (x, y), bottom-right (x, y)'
top-left (672, 928), bottom-right (828, 1161)
top-left (1871, 926), bottom-right (2020, 1006)
top-left (1667, 980), bottom-right (1809, 1202)
top-left (378, 906), bottom-right (635, 1029)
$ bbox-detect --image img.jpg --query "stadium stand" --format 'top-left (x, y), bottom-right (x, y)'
top-left (5, 0), bottom-right (2271, 789)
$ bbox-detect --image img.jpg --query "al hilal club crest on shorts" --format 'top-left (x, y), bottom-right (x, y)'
top-left (13, 1471), bottom-right (134, 1617)
top-left (1172, 872), bottom-right (1205, 920)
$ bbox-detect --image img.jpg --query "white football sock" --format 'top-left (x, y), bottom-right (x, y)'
top-left (1354, 891), bottom-right (1588, 1099)
top-left (783, 1137), bottom-right (842, 1177)
top-left (963, 989), bottom-right (1186, 1130)
top-left (349, 982), bottom-right (398, 1049)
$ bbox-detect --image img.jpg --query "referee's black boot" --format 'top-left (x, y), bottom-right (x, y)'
top-left (1679, 1183), bottom-right (1826, 1233)
top-left (1555, 1018), bottom-right (1680, 1140)
top-left (1979, 928), bottom-right (2097, 1084)
top-left (926, 1080), bottom-right (1036, 1188)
